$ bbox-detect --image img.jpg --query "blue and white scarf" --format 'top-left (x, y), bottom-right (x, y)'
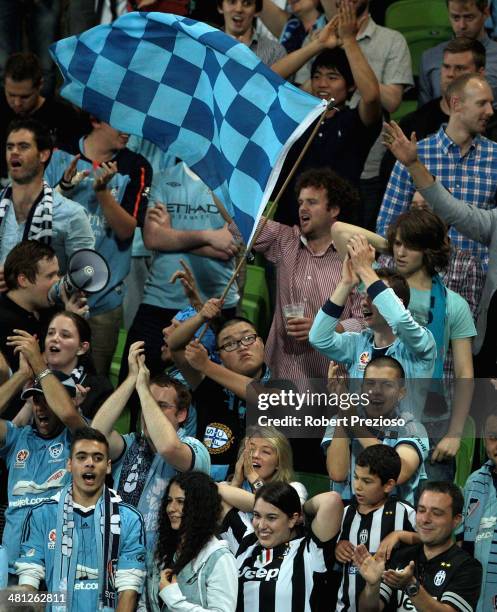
top-left (0, 181), bottom-right (53, 243)
top-left (53, 484), bottom-right (121, 612)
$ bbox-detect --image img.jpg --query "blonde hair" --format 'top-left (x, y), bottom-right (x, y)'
top-left (240, 425), bottom-right (295, 484)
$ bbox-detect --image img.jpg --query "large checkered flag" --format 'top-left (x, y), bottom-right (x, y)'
top-left (50, 12), bottom-right (325, 245)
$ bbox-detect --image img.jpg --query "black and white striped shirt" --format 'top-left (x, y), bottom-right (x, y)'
top-left (221, 508), bottom-right (335, 612)
top-left (337, 497), bottom-right (416, 611)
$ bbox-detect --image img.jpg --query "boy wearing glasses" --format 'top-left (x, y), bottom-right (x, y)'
top-left (166, 301), bottom-right (269, 481)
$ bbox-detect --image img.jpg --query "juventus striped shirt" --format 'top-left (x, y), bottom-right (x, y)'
top-left (337, 497), bottom-right (416, 611)
top-left (221, 508), bottom-right (335, 612)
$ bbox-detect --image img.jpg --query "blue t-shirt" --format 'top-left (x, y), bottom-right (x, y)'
top-left (45, 140), bottom-right (152, 314)
top-left (112, 430), bottom-right (210, 551)
top-left (321, 408), bottom-right (429, 505)
top-left (0, 422), bottom-right (73, 570)
top-left (16, 494), bottom-right (146, 612)
top-left (143, 162), bottom-right (239, 310)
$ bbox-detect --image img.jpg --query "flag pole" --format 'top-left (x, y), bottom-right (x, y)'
top-left (197, 98), bottom-right (336, 341)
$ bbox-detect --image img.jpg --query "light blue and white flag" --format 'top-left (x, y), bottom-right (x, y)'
top-left (50, 12), bottom-right (325, 244)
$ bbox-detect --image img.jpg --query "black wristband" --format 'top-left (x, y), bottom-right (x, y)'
top-left (59, 178), bottom-right (74, 191)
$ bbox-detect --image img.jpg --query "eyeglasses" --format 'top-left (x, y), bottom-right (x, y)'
top-left (218, 333), bottom-right (258, 352)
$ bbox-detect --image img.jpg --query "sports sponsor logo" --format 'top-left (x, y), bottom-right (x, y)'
top-left (48, 529), bottom-right (56, 550)
top-left (74, 582), bottom-right (98, 590)
top-left (9, 495), bottom-right (53, 509)
top-left (358, 352), bottom-right (370, 370)
top-left (433, 570), bottom-right (446, 586)
top-left (467, 498), bottom-right (480, 517)
top-left (359, 529), bottom-right (368, 544)
top-left (48, 443), bottom-right (64, 460)
top-left (204, 423), bottom-right (233, 454)
top-left (47, 469), bottom-right (66, 484)
top-left (15, 449), bottom-right (29, 468)
top-left (239, 566), bottom-right (279, 581)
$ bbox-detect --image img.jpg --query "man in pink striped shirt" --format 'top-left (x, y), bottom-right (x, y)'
top-left (252, 167), bottom-right (364, 380)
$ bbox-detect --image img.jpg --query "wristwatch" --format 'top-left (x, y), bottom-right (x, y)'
top-left (251, 479), bottom-right (264, 491)
top-left (405, 577), bottom-right (420, 598)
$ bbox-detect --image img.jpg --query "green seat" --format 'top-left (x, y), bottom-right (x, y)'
top-left (391, 99), bottom-right (417, 123)
top-left (403, 27), bottom-right (453, 76)
top-left (294, 472), bottom-right (330, 498)
top-left (241, 297), bottom-right (259, 328)
top-left (242, 264), bottom-right (271, 338)
top-left (455, 416), bottom-right (476, 489)
top-left (385, 0), bottom-right (450, 33)
top-left (109, 327), bottom-right (128, 389)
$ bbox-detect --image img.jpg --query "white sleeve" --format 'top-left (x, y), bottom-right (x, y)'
top-left (15, 561), bottom-right (45, 588)
top-left (115, 567), bottom-right (147, 592)
top-left (159, 553), bottom-right (238, 612)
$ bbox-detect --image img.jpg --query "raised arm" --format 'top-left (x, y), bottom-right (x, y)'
top-left (93, 162), bottom-right (137, 241)
top-left (331, 221), bottom-right (389, 260)
top-left (217, 482), bottom-right (255, 515)
top-left (0, 349), bottom-right (8, 384)
top-left (271, 17), bottom-right (340, 79)
top-left (338, 1), bottom-right (381, 126)
top-left (308, 256), bottom-right (361, 362)
top-left (348, 236), bottom-right (436, 361)
top-left (6, 330), bottom-right (86, 432)
top-left (259, 0), bottom-right (289, 37)
top-left (383, 120), bottom-right (497, 246)
top-left (169, 299), bottom-right (223, 389)
top-left (184, 340), bottom-right (254, 400)
top-left (0, 352), bottom-right (32, 418)
top-left (303, 491), bottom-right (343, 542)
top-left (135, 360), bottom-right (193, 471)
top-left (92, 341), bottom-right (144, 460)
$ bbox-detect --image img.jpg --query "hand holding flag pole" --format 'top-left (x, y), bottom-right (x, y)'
top-left (197, 98), bottom-right (337, 342)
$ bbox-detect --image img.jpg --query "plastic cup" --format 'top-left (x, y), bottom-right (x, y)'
top-left (283, 302), bottom-right (305, 329)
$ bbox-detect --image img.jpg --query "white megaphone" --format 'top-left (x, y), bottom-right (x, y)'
top-left (48, 249), bottom-right (110, 306)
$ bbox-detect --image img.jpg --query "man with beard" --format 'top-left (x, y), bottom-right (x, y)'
top-left (377, 73), bottom-right (497, 270)
top-left (321, 356), bottom-right (429, 506)
top-left (0, 119), bottom-right (94, 292)
top-left (15, 427), bottom-right (146, 611)
top-left (253, 168), bottom-right (364, 381)
top-left (354, 481), bottom-right (482, 612)
top-left (0, 332), bottom-right (86, 576)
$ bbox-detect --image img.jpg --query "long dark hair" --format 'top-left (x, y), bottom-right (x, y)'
top-left (155, 472), bottom-right (222, 574)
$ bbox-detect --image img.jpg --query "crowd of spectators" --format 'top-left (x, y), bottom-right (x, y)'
top-left (2, 1), bottom-right (497, 610)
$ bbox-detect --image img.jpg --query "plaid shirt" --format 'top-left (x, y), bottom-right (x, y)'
top-left (377, 126), bottom-right (497, 268)
top-left (378, 248), bottom-right (483, 379)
